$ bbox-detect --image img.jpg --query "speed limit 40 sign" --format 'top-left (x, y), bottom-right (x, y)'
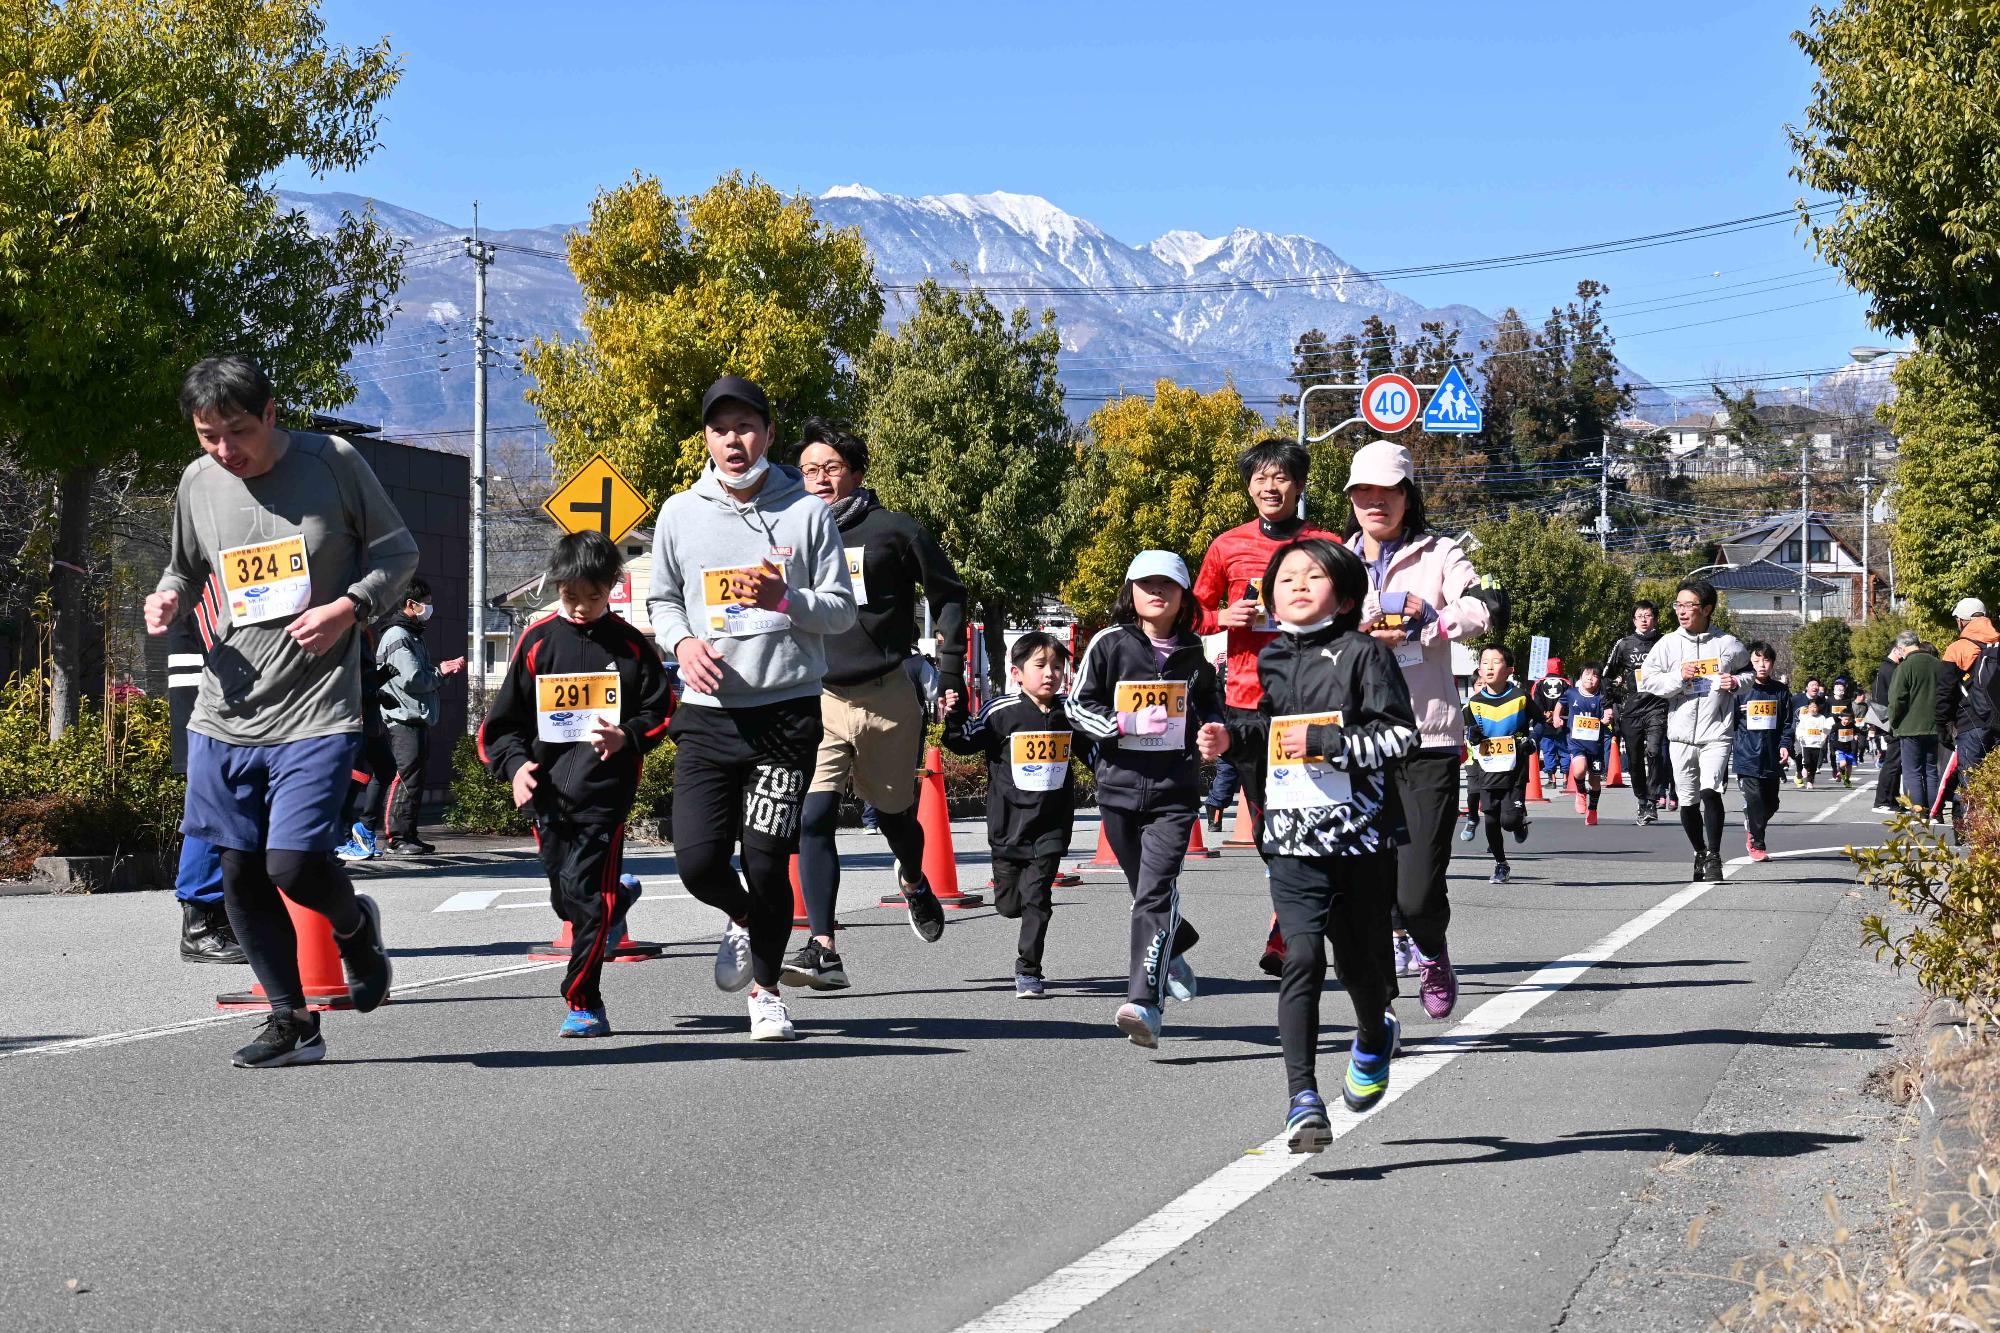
top-left (1361, 373), bottom-right (1421, 433)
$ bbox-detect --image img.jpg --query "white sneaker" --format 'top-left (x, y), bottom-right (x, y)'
top-left (714, 920), bottom-right (753, 993)
top-left (747, 987), bottom-right (796, 1041)
top-left (1166, 955), bottom-right (1197, 1003)
top-left (1115, 1002), bottom-right (1162, 1049)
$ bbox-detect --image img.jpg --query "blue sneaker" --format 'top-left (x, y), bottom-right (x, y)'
top-left (1458, 816), bottom-right (1478, 843)
top-left (335, 823), bottom-right (378, 863)
top-left (1344, 1039), bottom-right (1391, 1112)
top-left (608, 874), bottom-right (642, 946)
top-left (1166, 954), bottom-right (1198, 1003)
top-left (1286, 1090), bottom-right (1332, 1154)
top-left (558, 1007), bottom-right (611, 1039)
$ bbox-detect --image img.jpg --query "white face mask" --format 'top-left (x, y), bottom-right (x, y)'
top-left (717, 456), bottom-right (771, 492)
top-left (413, 603), bottom-right (434, 623)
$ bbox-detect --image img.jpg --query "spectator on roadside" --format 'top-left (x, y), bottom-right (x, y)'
top-left (1940, 597), bottom-right (2000, 820)
top-left (1869, 632), bottom-right (1917, 813)
top-left (1889, 640), bottom-right (1944, 817)
top-left (366, 576), bottom-right (465, 855)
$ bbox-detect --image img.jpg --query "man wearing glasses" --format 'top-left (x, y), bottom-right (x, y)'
top-left (783, 419), bottom-right (970, 991)
top-left (1638, 579), bottom-right (1752, 883)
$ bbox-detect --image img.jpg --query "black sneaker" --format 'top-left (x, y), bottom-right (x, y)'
top-left (903, 877), bottom-right (945, 944)
top-left (1691, 852), bottom-right (1708, 883)
top-left (1703, 852), bottom-right (1725, 884)
top-left (1511, 819), bottom-right (1530, 845)
top-left (231, 1009), bottom-right (325, 1068)
top-left (386, 837), bottom-right (435, 855)
top-left (335, 894), bottom-right (393, 1013)
top-left (1205, 805), bottom-right (1224, 834)
top-left (780, 939), bottom-right (851, 991)
top-left (1636, 803), bottom-right (1656, 827)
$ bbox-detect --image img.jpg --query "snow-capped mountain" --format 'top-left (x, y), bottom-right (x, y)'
top-left (285, 184), bottom-right (1641, 447)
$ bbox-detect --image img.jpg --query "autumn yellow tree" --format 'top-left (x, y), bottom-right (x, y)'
top-left (524, 171), bottom-right (883, 500)
top-left (1062, 382), bottom-right (1269, 623)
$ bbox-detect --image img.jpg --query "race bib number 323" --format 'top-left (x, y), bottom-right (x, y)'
top-left (219, 534), bottom-right (310, 625)
top-left (1009, 732), bottom-right (1071, 792)
top-left (536, 672), bottom-right (621, 743)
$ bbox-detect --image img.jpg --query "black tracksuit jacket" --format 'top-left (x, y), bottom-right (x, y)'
top-left (478, 612), bottom-right (674, 827)
top-left (1067, 623), bottom-right (1224, 813)
top-left (942, 691), bottom-right (1076, 855)
top-left (824, 492), bottom-right (969, 691)
top-left (1225, 626), bottom-right (1419, 859)
top-left (1603, 630), bottom-right (1665, 724)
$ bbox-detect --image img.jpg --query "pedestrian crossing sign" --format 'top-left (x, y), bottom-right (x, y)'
top-left (1421, 364), bottom-right (1482, 434)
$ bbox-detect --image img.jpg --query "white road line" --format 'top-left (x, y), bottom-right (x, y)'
top-left (0, 958), bottom-right (566, 1063)
top-left (435, 890), bottom-right (508, 913)
top-left (955, 846), bottom-right (1857, 1333)
top-left (1811, 783), bottom-right (1874, 824)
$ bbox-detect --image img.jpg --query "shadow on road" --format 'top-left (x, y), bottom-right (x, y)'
top-left (1315, 1126), bottom-right (1864, 1181)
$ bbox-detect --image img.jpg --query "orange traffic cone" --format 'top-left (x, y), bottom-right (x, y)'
top-left (1606, 737), bottom-right (1626, 787)
top-left (1072, 820), bottom-right (1123, 872)
top-left (880, 746), bottom-right (984, 910)
top-left (217, 891), bottom-right (357, 1010)
top-left (1186, 815), bottom-right (1218, 860)
top-left (526, 918), bottom-right (665, 963)
top-left (1224, 790), bottom-right (1257, 847)
top-left (1525, 760), bottom-right (1549, 803)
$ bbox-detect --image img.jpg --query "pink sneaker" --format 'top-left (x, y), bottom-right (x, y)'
top-left (1417, 944), bottom-right (1458, 1020)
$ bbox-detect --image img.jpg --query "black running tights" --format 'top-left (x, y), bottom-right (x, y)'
top-left (798, 791), bottom-right (923, 939)
top-left (220, 848), bottom-right (362, 1011)
top-left (1678, 790), bottom-right (1725, 855)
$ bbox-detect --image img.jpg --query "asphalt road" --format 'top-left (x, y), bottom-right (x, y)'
top-left (1, 772), bottom-right (1915, 1332)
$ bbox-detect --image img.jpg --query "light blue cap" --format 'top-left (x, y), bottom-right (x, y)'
top-left (1124, 549), bottom-right (1192, 590)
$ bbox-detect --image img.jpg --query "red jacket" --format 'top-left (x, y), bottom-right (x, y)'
top-left (1191, 518), bottom-right (1343, 710)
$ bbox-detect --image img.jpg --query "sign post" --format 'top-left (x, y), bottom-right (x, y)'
top-left (542, 453), bottom-right (655, 546)
top-left (1527, 635), bottom-right (1551, 683)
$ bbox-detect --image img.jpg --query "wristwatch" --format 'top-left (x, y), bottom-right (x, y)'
top-left (344, 590), bottom-right (372, 620)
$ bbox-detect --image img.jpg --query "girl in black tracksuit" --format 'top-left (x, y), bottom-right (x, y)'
top-left (1068, 551), bottom-right (1226, 1048)
top-left (1222, 538), bottom-right (1419, 1146)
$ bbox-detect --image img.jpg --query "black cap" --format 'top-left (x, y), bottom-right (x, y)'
top-left (701, 375), bottom-right (770, 424)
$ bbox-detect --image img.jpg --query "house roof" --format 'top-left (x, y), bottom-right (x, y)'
top-left (1718, 514), bottom-right (1860, 567)
top-left (1663, 414), bottom-right (1716, 431)
top-left (1709, 559), bottom-right (1837, 595)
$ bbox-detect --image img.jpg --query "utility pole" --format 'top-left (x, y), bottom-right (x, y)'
top-left (464, 205), bottom-right (497, 694)
top-left (1798, 436), bottom-right (1811, 624)
top-left (1857, 466), bottom-right (1878, 621)
top-left (1597, 433), bottom-right (1611, 553)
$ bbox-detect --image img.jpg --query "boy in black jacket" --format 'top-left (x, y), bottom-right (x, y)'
top-left (1214, 538), bottom-right (1420, 1149)
top-left (1731, 641), bottom-right (1795, 862)
top-left (480, 531), bottom-right (674, 1038)
top-left (941, 632), bottom-right (1075, 998)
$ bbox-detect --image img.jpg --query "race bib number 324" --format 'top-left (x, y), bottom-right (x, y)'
top-left (218, 534), bottom-right (310, 626)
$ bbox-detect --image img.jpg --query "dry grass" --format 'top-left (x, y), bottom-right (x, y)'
top-left (1717, 1023), bottom-right (2000, 1331)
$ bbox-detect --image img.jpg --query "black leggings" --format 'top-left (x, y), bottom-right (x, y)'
top-left (1270, 851), bottom-right (1395, 1097)
top-left (1679, 790), bottom-right (1726, 855)
top-left (1479, 784), bottom-right (1527, 860)
top-left (798, 791), bottom-right (923, 939)
top-left (220, 848), bottom-right (363, 1011)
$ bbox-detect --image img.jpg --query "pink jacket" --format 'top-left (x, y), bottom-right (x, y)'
top-left (1359, 531), bottom-right (1491, 750)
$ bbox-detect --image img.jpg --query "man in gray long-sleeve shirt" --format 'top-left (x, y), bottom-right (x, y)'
top-left (144, 355), bottom-right (413, 1069)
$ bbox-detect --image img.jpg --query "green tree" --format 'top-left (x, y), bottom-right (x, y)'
top-left (1471, 511), bottom-right (1634, 671)
top-left (1883, 351), bottom-right (2000, 625)
top-left (525, 171), bottom-right (883, 502)
top-left (1063, 381), bottom-right (1267, 625)
top-left (1711, 385), bottom-right (1787, 472)
top-left (1788, 617), bottom-right (1852, 685)
top-left (1792, 1), bottom-right (2000, 384)
top-left (1846, 609), bottom-right (1946, 688)
top-left (0, 0), bottom-right (404, 738)
top-left (855, 281), bottom-right (1078, 690)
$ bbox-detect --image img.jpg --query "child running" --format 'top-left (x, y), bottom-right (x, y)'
top-left (1552, 662), bottom-right (1613, 826)
top-left (1211, 538), bottom-right (1418, 1147)
top-left (1732, 641), bottom-right (1795, 862)
top-left (480, 531), bottom-right (674, 1037)
top-left (940, 632), bottom-right (1075, 998)
top-left (1069, 550), bottom-right (1227, 1049)
top-left (1828, 680), bottom-right (1859, 787)
top-left (1795, 698), bottom-right (1831, 789)
top-left (1463, 645), bottom-right (1536, 884)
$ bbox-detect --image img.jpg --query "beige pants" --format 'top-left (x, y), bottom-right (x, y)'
top-left (809, 670), bottom-right (925, 813)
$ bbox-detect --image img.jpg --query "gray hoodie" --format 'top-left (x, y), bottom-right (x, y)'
top-left (1639, 624), bottom-right (1752, 745)
top-left (647, 462), bottom-right (856, 708)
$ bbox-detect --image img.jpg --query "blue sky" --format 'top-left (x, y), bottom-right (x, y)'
top-left (284, 0), bottom-right (1892, 392)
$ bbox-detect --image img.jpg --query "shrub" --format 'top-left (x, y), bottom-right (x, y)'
top-left (444, 732), bottom-right (530, 836)
top-left (1852, 753), bottom-right (2000, 1014)
top-left (0, 677), bottom-right (183, 873)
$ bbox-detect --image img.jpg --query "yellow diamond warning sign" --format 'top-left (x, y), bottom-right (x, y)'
top-left (543, 453), bottom-right (653, 545)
